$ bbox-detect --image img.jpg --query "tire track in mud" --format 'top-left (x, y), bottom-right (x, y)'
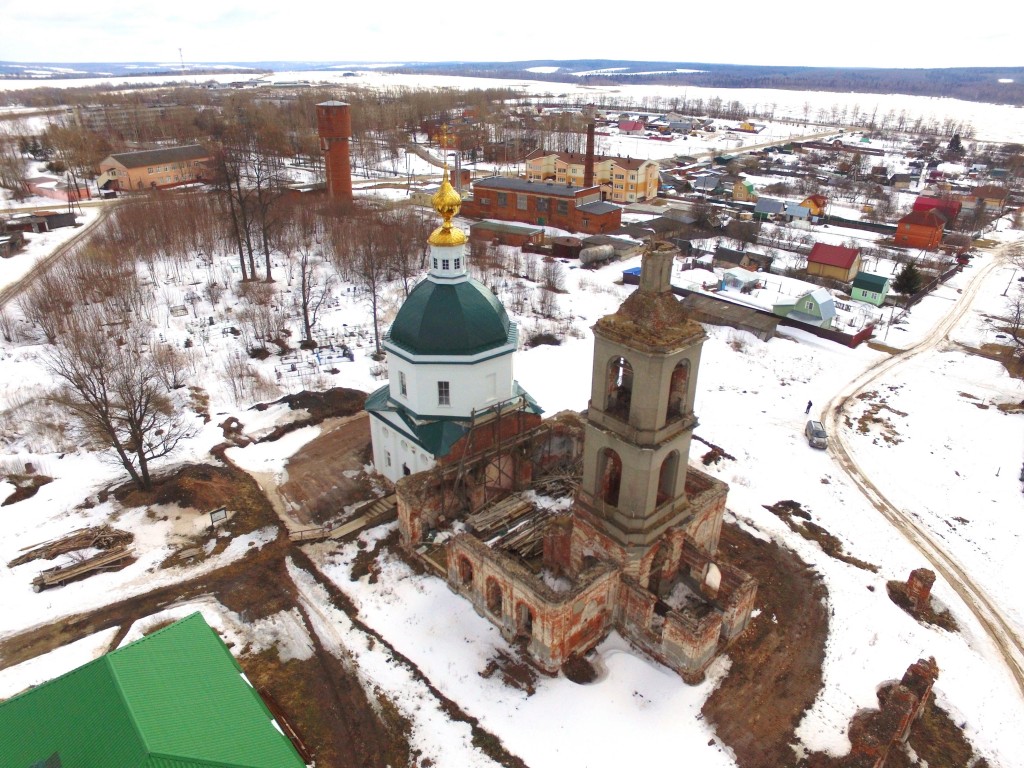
top-left (824, 245), bottom-right (1024, 699)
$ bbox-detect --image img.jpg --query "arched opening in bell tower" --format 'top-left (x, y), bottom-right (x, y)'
top-left (605, 356), bottom-right (634, 421)
top-left (598, 448), bottom-right (623, 507)
top-left (666, 359), bottom-right (690, 422)
top-left (656, 450), bottom-right (680, 506)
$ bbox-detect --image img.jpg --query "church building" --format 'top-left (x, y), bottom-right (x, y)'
top-left (388, 234), bottom-right (757, 682)
top-left (366, 167), bottom-right (542, 484)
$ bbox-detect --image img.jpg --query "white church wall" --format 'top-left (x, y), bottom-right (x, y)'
top-left (370, 415), bottom-right (437, 484)
top-left (389, 353), bottom-right (515, 418)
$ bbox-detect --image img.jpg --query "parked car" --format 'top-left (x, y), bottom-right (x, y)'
top-left (805, 420), bottom-right (828, 449)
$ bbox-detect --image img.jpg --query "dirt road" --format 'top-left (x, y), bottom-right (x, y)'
top-left (824, 243), bottom-right (1024, 699)
top-left (0, 204), bottom-right (113, 310)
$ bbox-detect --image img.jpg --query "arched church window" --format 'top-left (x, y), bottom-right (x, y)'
top-left (599, 448), bottom-right (623, 507)
top-left (605, 356), bottom-right (634, 421)
top-left (656, 450), bottom-right (679, 506)
top-left (666, 359), bottom-right (690, 422)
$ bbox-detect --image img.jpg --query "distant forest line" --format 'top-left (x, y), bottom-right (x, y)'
top-left (2, 59), bottom-right (1023, 106)
top-left (385, 60), bottom-right (1024, 107)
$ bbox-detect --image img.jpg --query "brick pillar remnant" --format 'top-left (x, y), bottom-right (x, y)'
top-left (906, 568), bottom-right (935, 612)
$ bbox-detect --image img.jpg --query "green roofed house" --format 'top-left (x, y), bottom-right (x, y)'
top-left (0, 613), bottom-right (307, 768)
top-left (851, 271), bottom-right (891, 307)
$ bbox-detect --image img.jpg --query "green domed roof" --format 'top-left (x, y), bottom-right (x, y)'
top-left (388, 278), bottom-right (513, 356)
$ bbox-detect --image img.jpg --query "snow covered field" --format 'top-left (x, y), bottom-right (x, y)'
top-left (3, 69), bottom-right (1024, 144)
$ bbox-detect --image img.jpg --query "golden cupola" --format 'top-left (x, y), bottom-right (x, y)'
top-left (428, 166), bottom-right (467, 247)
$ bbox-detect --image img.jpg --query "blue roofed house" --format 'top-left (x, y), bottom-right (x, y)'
top-left (753, 197), bottom-right (785, 220)
top-left (772, 287), bottom-right (837, 329)
top-left (850, 271), bottom-right (891, 307)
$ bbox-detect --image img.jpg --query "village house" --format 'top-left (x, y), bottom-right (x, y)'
top-left (851, 271), bottom-right (891, 306)
top-left (773, 287), bottom-right (837, 329)
top-left (912, 195), bottom-right (961, 222)
top-left (0, 613), bottom-right (308, 768)
top-left (525, 149), bottom-right (660, 203)
top-left (461, 176), bottom-right (621, 235)
top-left (806, 243), bottom-right (862, 282)
top-left (96, 144), bottom-right (211, 192)
top-left (753, 197), bottom-right (786, 221)
top-left (894, 209), bottom-right (946, 251)
top-left (970, 184), bottom-right (1009, 214)
top-left (733, 179), bottom-right (758, 203)
top-left (800, 194), bottom-right (828, 217)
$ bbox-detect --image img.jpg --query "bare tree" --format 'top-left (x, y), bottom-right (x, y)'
top-left (44, 315), bottom-right (194, 490)
top-left (295, 245), bottom-right (336, 346)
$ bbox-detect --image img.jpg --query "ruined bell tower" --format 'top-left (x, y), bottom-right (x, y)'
top-left (575, 242), bottom-right (709, 572)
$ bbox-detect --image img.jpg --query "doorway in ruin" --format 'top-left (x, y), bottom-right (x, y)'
top-left (656, 450), bottom-right (680, 507)
top-left (646, 543), bottom-right (670, 596)
top-left (458, 556), bottom-right (474, 586)
top-left (598, 448), bottom-right (622, 507)
top-left (486, 578), bottom-right (504, 617)
top-left (666, 359), bottom-right (690, 422)
top-left (605, 356), bottom-right (634, 421)
top-left (515, 602), bottom-right (534, 638)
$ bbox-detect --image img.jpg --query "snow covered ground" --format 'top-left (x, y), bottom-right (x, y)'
top-left (0, 87), bottom-right (1022, 763)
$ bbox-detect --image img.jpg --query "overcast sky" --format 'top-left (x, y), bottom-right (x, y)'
top-left (1, 0), bottom-right (1021, 69)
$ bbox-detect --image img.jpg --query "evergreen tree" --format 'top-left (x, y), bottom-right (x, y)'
top-left (893, 262), bottom-right (923, 295)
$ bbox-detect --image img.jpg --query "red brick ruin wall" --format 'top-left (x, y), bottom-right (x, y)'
top-left (446, 533), bottom-right (618, 671)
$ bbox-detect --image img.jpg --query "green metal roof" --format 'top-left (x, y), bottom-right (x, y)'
top-left (366, 383), bottom-right (542, 458)
top-left (852, 271), bottom-right (889, 292)
top-left (0, 613), bottom-right (306, 768)
top-left (388, 277), bottom-right (512, 356)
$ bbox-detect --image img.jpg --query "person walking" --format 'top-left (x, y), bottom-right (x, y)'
top-left (805, 400), bottom-right (813, 415)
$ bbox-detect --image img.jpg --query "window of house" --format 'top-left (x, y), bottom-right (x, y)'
top-left (399, 371), bottom-right (407, 396)
top-left (557, 200), bottom-right (569, 215)
top-left (517, 194), bottom-right (528, 210)
top-left (629, 173), bottom-right (636, 180)
top-left (536, 198), bottom-right (548, 212)
top-left (582, 218), bottom-right (590, 227)
top-left (147, 167), bottom-right (154, 173)
top-left (570, 167), bottom-right (578, 175)
top-left (385, 451), bottom-right (392, 467)
top-left (615, 173), bottom-right (624, 179)
top-left (454, 258), bottom-right (461, 269)
top-left (614, 184), bottom-right (624, 189)
top-left (497, 193), bottom-right (508, 206)
top-left (433, 258), bottom-right (438, 269)
top-left (805, 300), bottom-right (815, 311)
top-left (438, 381), bottom-right (451, 406)
top-left (479, 196), bottom-right (490, 205)
top-left (442, 258), bottom-right (450, 270)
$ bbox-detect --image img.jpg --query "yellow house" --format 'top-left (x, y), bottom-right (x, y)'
top-left (97, 144), bottom-right (211, 192)
top-left (733, 180), bottom-right (757, 202)
top-left (525, 150), bottom-right (659, 203)
top-left (800, 194), bottom-right (828, 217)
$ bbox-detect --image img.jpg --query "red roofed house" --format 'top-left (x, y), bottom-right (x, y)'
top-left (894, 209), bottom-right (947, 251)
top-left (912, 195), bottom-right (961, 223)
top-left (806, 243), bottom-right (862, 282)
top-left (800, 194), bottom-right (829, 217)
top-left (618, 120), bottom-right (645, 135)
